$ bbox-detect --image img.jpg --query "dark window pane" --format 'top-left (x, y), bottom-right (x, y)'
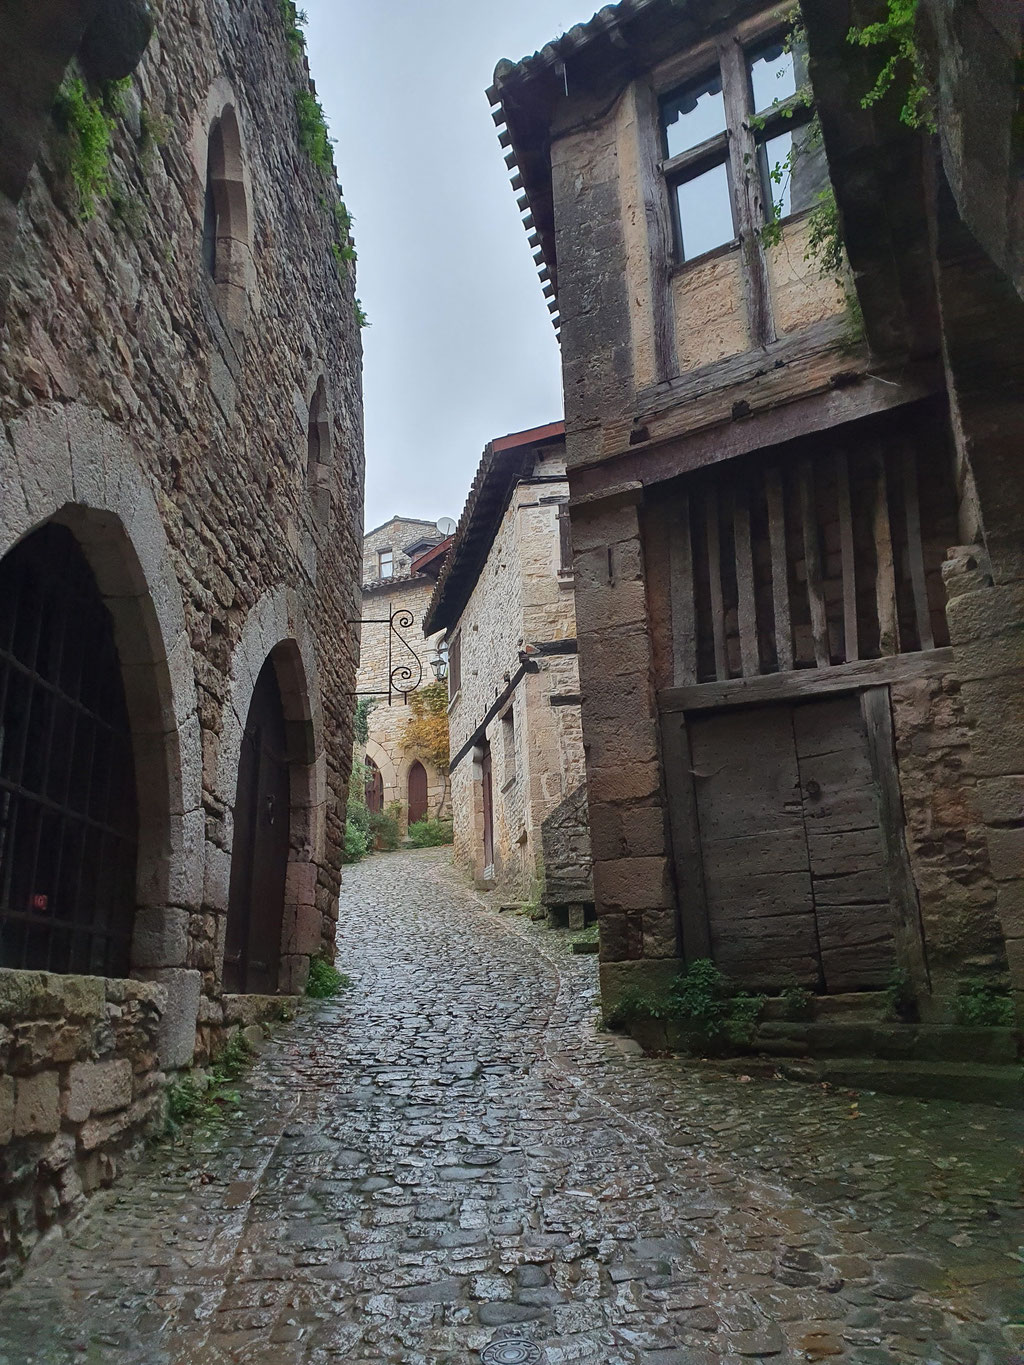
top-left (661, 73), bottom-right (725, 158)
top-left (675, 162), bottom-right (734, 260)
top-left (749, 41), bottom-right (796, 112)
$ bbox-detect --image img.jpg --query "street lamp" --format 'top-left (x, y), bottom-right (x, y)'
top-left (430, 645), bottom-right (449, 684)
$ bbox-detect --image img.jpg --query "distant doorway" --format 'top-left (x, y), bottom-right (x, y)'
top-left (480, 742), bottom-right (494, 872)
top-left (365, 757), bottom-right (383, 815)
top-left (408, 760), bottom-right (428, 826)
top-left (224, 657), bottom-right (289, 994)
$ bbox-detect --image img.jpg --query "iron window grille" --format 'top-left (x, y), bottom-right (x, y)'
top-left (0, 525), bottom-right (138, 976)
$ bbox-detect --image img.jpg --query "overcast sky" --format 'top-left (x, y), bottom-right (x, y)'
top-left (301, 1), bottom-right (596, 534)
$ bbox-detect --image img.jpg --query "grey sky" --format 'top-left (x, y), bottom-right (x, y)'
top-left (301, 1), bottom-right (597, 533)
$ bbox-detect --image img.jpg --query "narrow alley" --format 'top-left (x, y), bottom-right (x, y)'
top-left (0, 849), bottom-right (1018, 1365)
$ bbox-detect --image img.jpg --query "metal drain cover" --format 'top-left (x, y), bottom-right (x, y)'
top-left (480, 1340), bottom-right (543, 1365)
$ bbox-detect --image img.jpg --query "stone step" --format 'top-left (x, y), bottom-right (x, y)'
top-left (777, 1057), bottom-right (1024, 1109)
top-left (751, 1021), bottom-right (1020, 1066)
top-left (760, 991), bottom-right (890, 1023)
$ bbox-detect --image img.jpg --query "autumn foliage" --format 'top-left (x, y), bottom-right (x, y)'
top-left (403, 681), bottom-right (450, 771)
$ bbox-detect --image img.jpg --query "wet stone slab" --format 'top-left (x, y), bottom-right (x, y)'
top-left (0, 847), bottom-right (1020, 1364)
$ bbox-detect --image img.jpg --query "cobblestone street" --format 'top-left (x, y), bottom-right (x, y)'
top-left (0, 848), bottom-right (1020, 1365)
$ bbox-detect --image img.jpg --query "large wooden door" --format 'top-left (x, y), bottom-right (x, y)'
top-left (685, 693), bottom-right (900, 992)
top-left (408, 761), bottom-right (427, 825)
top-left (365, 758), bottom-right (383, 814)
top-left (481, 742), bottom-right (494, 870)
top-left (224, 658), bottom-right (290, 995)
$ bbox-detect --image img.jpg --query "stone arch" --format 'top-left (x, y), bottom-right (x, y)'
top-left (364, 737), bottom-right (397, 804)
top-left (214, 586), bottom-right (327, 995)
top-left (192, 78), bottom-right (254, 332)
top-left (0, 404), bottom-right (202, 997)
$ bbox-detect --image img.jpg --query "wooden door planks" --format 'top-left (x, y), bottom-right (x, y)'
top-left (661, 712), bottom-right (711, 960)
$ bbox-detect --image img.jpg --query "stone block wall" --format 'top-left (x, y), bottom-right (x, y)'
top-left (0, 0), bottom-right (364, 1030)
top-left (357, 575), bottom-right (448, 828)
top-left (361, 517), bottom-right (440, 586)
top-left (0, 970), bottom-right (165, 1279)
top-left (448, 454), bottom-right (591, 901)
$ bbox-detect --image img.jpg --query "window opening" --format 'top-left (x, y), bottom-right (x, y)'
top-left (0, 524), bottom-right (138, 976)
top-left (660, 73), bottom-right (734, 262)
top-left (501, 708), bottom-right (516, 783)
top-left (378, 550), bottom-right (394, 579)
top-left (447, 632), bottom-right (462, 697)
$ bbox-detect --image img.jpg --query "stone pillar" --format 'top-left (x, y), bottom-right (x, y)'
top-left (571, 494), bottom-right (681, 1008)
top-left (943, 546), bottom-right (1024, 1017)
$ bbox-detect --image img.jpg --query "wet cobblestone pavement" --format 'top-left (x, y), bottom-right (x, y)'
top-left (0, 848), bottom-right (1021, 1364)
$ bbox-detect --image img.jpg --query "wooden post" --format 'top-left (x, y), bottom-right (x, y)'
top-left (765, 465), bottom-right (793, 673)
top-left (661, 713), bottom-right (711, 962)
top-left (670, 490), bottom-right (697, 685)
top-left (901, 446), bottom-right (935, 651)
top-left (871, 451), bottom-right (901, 656)
top-left (634, 80), bottom-right (678, 385)
top-left (719, 36), bottom-right (775, 349)
top-left (798, 458), bottom-right (830, 667)
top-left (705, 486), bottom-right (728, 680)
top-left (733, 482), bottom-right (760, 677)
top-left (861, 686), bottom-right (930, 995)
top-left (835, 449), bottom-right (859, 663)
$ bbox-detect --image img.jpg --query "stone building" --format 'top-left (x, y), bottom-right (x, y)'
top-left (490, 0), bottom-right (1023, 1037)
top-left (356, 517), bottom-right (452, 830)
top-left (424, 423), bottom-right (593, 914)
top-left (0, 0), bottom-right (363, 1269)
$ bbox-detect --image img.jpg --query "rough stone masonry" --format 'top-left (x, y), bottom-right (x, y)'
top-left (0, 0), bottom-right (364, 1272)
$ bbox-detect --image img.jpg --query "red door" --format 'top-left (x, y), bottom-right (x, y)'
top-left (408, 761), bottom-right (428, 825)
top-left (224, 658), bottom-right (290, 995)
top-left (481, 742), bottom-right (494, 870)
top-left (365, 758), bottom-right (383, 814)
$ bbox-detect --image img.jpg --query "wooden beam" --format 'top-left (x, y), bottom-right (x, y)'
top-left (660, 713), bottom-right (711, 962)
top-left (901, 445), bottom-right (934, 651)
top-left (658, 646), bottom-right (954, 713)
top-left (798, 458), bottom-right (830, 667)
top-left (719, 35), bottom-right (775, 349)
top-left (871, 451), bottom-right (900, 656)
top-left (704, 485), bottom-right (728, 680)
top-left (669, 490), bottom-right (697, 685)
top-left (860, 686), bottom-right (931, 996)
top-left (634, 79), bottom-right (677, 385)
top-left (764, 465), bottom-right (793, 673)
top-left (835, 448), bottom-right (858, 663)
top-left (733, 482), bottom-right (759, 676)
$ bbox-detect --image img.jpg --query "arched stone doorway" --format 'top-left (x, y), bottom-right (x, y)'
top-left (0, 524), bottom-right (139, 975)
top-left (223, 656), bottom-right (290, 995)
top-left (365, 757), bottom-right (383, 815)
top-left (408, 760), bottom-right (428, 826)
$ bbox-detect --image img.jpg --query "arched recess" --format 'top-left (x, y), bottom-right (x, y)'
top-left (214, 587), bottom-right (327, 996)
top-left (305, 374), bottom-right (333, 533)
top-left (0, 403), bottom-right (202, 996)
top-left (192, 78), bottom-right (254, 333)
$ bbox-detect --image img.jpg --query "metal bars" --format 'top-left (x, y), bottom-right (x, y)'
top-left (0, 525), bottom-right (138, 975)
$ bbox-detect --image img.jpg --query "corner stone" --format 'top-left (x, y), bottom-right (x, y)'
top-left (139, 968), bottom-right (199, 1069)
top-left (14, 1070), bottom-right (60, 1137)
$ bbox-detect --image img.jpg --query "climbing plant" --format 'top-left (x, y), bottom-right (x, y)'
top-left (403, 683), bottom-right (450, 773)
top-left (353, 697), bottom-right (376, 746)
top-left (848, 0), bottom-right (935, 131)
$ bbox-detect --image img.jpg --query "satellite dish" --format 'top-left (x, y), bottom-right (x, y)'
top-left (436, 517), bottom-right (456, 537)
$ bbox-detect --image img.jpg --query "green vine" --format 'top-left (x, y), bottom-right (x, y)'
top-left (353, 697), bottom-right (376, 746)
top-left (279, 0), bottom-right (308, 60)
top-left (53, 75), bottom-right (121, 220)
top-left (295, 86), bottom-right (333, 173)
top-left (848, 0), bottom-right (935, 132)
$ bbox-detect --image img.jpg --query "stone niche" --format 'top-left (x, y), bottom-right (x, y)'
top-left (0, 968), bottom-right (165, 1280)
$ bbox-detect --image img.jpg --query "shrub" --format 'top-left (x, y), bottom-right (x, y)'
top-left (603, 958), bottom-right (765, 1053)
top-left (407, 817), bottom-right (454, 848)
top-left (164, 1031), bottom-right (255, 1136)
top-left (343, 793), bottom-right (371, 863)
top-left (294, 87), bottom-right (332, 173)
top-left (306, 954), bottom-right (350, 999)
top-left (53, 75), bottom-right (116, 220)
top-left (954, 979), bottom-right (1015, 1028)
top-left (369, 802), bottom-right (401, 852)
top-left (781, 980), bottom-right (815, 1021)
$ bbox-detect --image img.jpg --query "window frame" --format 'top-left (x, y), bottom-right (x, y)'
top-left (378, 549), bottom-right (394, 579)
top-left (656, 25), bottom-right (817, 271)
